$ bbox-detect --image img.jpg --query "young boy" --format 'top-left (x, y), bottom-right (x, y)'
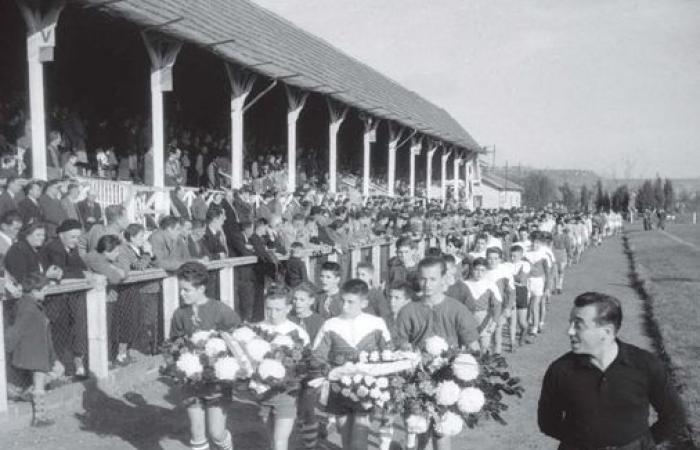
top-left (485, 247), bottom-right (516, 354)
top-left (284, 241), bottom-right (308, 288)
top-left (289, 282), bottom-right (324, 449)
top-left (464, 257), bottom-right (502, 354)
top-left (444, 254), bottom-right (477, 313)
top-left (524, 231), bottom-right (551, 337)
top-left (355, 261), bottom-right (393, 326)
top-left (255, 285), bottom-right (310, 450)
top-left (387, 236), bottom-right (417, 289)
top-left (386, 280), bottom-right (413, 342)
top-left (510, 245), bottom-right (532, 346)
top-left (6, 273), bottom-right (64, 427)
top-left (170, 261), bottom-right (241, 450)
top-left (313, 279), bottom-right (392, 450)
top-left (395, 257), bottom-right (480, 449)
top-left (315, 261), bottom-right (342, 319)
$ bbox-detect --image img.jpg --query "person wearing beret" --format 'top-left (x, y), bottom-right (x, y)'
top-left (39, 218), bottom-right (90, 377)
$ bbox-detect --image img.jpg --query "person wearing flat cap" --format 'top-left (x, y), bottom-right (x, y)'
top-left (40, 218), bottom-right (90, 377)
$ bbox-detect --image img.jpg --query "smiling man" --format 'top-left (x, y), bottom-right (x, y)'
top-left (538, 292), bottom-right (686, 449)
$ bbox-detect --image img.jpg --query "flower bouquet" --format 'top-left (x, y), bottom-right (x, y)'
top-left (228, 325), bottom-right (320, 401)
top-left (401, 336), bottom-right (524, 446)
top-left (319, 348), bottom-right (420, 423)
top-left (161, 330), bottom-right (248, 398)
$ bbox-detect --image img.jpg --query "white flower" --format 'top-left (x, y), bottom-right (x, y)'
top-left (191, 330), bottom-right (213, 346)
top-left (379, 391), bottom-right (391, 402)
top-left (340, 376), bottom-right (353, 387)
top-left (452, 353), bottom-right (479, 382)
top-left (381, 349), bottom-right (394, 361)
top-left (425, 336), bottom-right (449, 356)
top-left (176, 352), bottom-right (203, 377)
top-left (457, 387), bottom-right (486, 414)
top-left (271, 334), bottom-right (295, 348)
top-left (250, 380), bottom-right (270, 395)
top-left (214, 356), bottom-right (240, 381)
top-left (435, 411), bottom-right (463, 437)
top-left (357, 386), bottom-right (369, 398)
top-left (405, 415), bottom-right (429, 434)
top-left (258, 358), bottom-right (286, 380)
top-left (435, 380), bottom-right (461, 406)
top-left (361, 401), bottom-right (374, 410)
top-left (231, 326), bottom-right (257, 343)
top-left (358, 351), bottom-right (369, 363)
top-left (352, 374), bottom-right (364, 384)
top-left (363, 375), bottom-right (376, 386)
top-left (369, 351), bottom-right (380, 362)
top-left (341, 388), bottom-right (352, 397)
top-left (376, 377), bottom-right (389, 389)
top-left (246, 338), bottom-right (272, 362)
top-left (349, 393), bottom-right (359, 402)
top-left (204, 337), bottom-right (228, 357)
top-left (369, 387), bottom-right (382, 399)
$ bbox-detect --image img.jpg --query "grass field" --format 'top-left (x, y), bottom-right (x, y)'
top-left (627, 224), bottom-right (700, 446)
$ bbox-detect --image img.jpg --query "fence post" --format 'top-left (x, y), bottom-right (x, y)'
top-left (162, 275), bottom-right (179, 340)
top-left (439, 236), bottom-right (447, 249)
top-left (389, 242), bottom-right (396, 258)
top-left (327, 252), bottom-right (338, 263)
top-left (0, 301), bottom-right (6, 413)
top-left (219, 266), bottom-right (235, 310)
top-left (350, 247), bottom-right (361, 276)
top-left (371, 244), bottom-right (381, 287)
top-left (303, 255), bottom-right (313, 284)
top-left (86, 286), bottom-right (109, 379)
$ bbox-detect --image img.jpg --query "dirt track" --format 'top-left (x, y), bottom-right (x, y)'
top-left (0, 232), bottom-right (656, 450)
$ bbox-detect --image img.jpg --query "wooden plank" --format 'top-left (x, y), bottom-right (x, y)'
top-left (219, 266), bottom-right (235, 309)
top-left (86, 286), bottom-right (109, 379)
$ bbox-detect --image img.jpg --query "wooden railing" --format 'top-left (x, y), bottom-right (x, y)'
top-left (0, 232), bottom-right (475, 414)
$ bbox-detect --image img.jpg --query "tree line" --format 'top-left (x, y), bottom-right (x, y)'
top-left (520, 172), bottom-right (676, 213)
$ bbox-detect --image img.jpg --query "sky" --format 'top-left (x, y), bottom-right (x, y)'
top-left (253, 0), bottom-right (700, 179)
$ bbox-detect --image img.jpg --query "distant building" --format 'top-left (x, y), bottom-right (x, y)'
top-left (473, 173), bottom-right (522, 209)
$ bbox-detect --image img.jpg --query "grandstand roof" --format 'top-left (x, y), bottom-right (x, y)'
top-left (481, 173), bottom-right (523, 192)
top-left (83, 0), bottom-right (481, 152)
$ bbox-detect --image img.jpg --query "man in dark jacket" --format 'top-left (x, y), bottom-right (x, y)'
top-left (77, 191), bottom-right (102, 231)
top-left (40, 219), bottom-right (90, 377)
top-left (228, 220), bottom-right (262, 322)
top-left (18, 180), bottom-right (43, 226)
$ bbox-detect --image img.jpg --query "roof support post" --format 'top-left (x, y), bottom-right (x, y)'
top-left (17, 0), bottom-right (64, 180)
top-left (409, 136), bottom-right (422, 199)
top-left (361, 115), bottom-right (380, 198)
top-left (387, 123), bottom-right (403, 197)
top-left (441, 147), bottom-right (453, 207)
top-left (327, 99), bottom-right (348, 194)
top-left (465, 154), bottom-right (475, 210)
top-left (143, 31), bottom-right (181, 213)
top-left (425, 141), bottom-right (438, 202)
top-left (225, 64), bottom-right (256, 189)
top-left (285, 86), bottom-right (308, 193)
top-left (453, 152), bottom-right (463, 202)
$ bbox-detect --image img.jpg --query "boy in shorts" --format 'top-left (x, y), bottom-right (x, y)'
top-left (510, 245), bottom-right (532, 345)
top-left (255, 285), bottom-right (310, 450)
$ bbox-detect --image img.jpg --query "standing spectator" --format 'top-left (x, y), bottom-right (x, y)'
top-left (5, 273), bottom-right (64, 427)
top-left (0, 210), bottom-right (23, 263)
top-left (18, 181), bottom-right (43, 226)
top-left (117, 224), bottom-right (160, 355)
top-left (5, 223), bottom-right (62, 284)
top-left (149, 216), bottom-right (190, 271)
top-left (63, 153), bottom-right (79, 178)
top-left (0, 177), bottom-right (23, 217)
top-left (77, 191), bottom-right (102, 231)
top-left (170, 186), bottom-right (191, 219)
top-left (60, 183), bottom-right (81, 221)
top-left (40, 219), bottom-right (89, 377)
top-left (201, 207), bottom-right (228, 259)
top-left (46, 131), bottom-right (62, 180)
top-left (228, 220), bottom-right (260, 321)
top-left (164, 149), bottom-right (183, 186)
top-left (79, 204), bottom-right (127, 255)
top-left (538, 292), bottom-right (686, 449)
top-left (38, 180), bottom-right (68, 238)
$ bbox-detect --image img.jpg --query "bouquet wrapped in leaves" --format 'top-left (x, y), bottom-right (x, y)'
top-left (401, 336), bottom-right (524, 445)
top-left (229, 325), bottom-right (321, 401)
top-left (160, 329), bottom-right (249, 398)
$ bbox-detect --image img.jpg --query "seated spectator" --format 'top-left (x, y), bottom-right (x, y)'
top-left (79, 204), bottom-right (127, 255)
top-left (60, 183), bottom-right (81, 221)
top-left (18, 181), bottom-right (43, 226)
top-left (0, 210), bottom-right (22, 263)
top-left (149, 216), bottom-right (190, 271)
top-left (77, 191), bottom-right (102, 231)
top-left (38, 180), bottom-right (68, 238)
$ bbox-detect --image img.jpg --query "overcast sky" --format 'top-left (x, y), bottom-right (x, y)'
top-left (253, 0), bottom-right (700, 179)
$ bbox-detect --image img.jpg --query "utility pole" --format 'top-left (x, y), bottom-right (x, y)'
top-left (505, 160), bottom-right (509, 207)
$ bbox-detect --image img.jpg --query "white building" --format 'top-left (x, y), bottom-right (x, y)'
top-left (473, 174), bottom-right (522, 209)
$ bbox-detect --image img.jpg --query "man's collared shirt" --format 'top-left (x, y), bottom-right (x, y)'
top-left (538, 340), bottom-right (685, 448)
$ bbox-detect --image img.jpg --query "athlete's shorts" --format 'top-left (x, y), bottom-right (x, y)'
top-left (515, 285), bottom-right (529, 309)
top-left (259, 392), bottom-right (298, 420)
top-left (527, 277), bottom-right (546, 297)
